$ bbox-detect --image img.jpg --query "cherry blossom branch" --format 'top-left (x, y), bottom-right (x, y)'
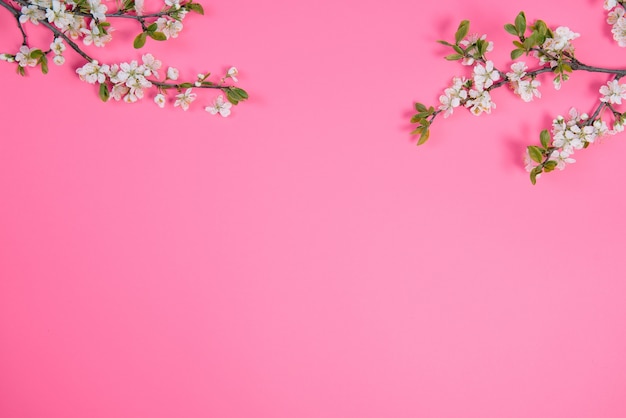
top-left (411, 7), bottom-right (626, 183)
top-left (0, 0), bottom-right (248, 115)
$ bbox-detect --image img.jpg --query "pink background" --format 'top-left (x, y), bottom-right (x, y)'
top-left (2, 0), bottom-right (626, 417)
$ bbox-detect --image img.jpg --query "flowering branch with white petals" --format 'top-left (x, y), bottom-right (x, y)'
top-left (412, 1), bottom-right (626, 184)
top-left (0, 0), bottom-right (248, 116)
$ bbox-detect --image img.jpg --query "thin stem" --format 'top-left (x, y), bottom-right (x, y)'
top-left (39, 19), bottom-right (95, 62)
top-left (152, 81), bottom-right (230, 90)
top-left (0, 0), bottom-right (28, 45)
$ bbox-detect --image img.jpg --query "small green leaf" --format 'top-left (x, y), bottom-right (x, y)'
top-left (437, 40), bottom-right (453, 46)
top-left (530, 167), bottom-right (542, 185)
top-left (452, 45), bottom-right (464, 54)
top-left (148, 31), bottom-right (167, 41)
top-left (410, 126), bottom-right (424, 135)
top-left (543, 160), bottom-right (558, 172)
top-left (527, 145), bottom-right (544, 164)
top-left (179, 82), bottom-right (193, 88)
top-left (99, 83), bottom-right (110, 102)
top-left (133, 32), bottom-right (147, 48)
top-left (445, 53), bottom-right (463, 61)
top-left (17, 65), bottom-right (25, 76)
top-left (514, 11), bottom-right (526, 36)
top-left (187, 2), bottom-right (204, 14)
top-left (415, 102), bottom-right (427, 112)
top-left (504, 23), bottom-right (518, 36)
top-left (40, 55), bottom-right (48, 74)
top-left (454, 20), bottom-right (470, 44)
top-left (227, 87), bottom-right (248, 101)
top-left (225, 90), bottom-right (239, 105)
top-left (30, 49), bottom-right (43, 59)
top-left (146, 23), bottom-right (158, 32)
top-left (539, 129), bottom-right (551, 148)
top-left (510, 48), bottom-right (524, 60)
top-left (417, 128), bottom-right (430, 145)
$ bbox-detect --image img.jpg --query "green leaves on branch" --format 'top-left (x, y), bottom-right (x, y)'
top-left (506, 11), bottom-right (554, 60)
top-left (527, 129), bottom-right (554, 185)
top-left (454, 20), bottom-right (470, 44)
top-left (411, 102), bottom-right (435, 146)
top-left (134, 23), bottom-right (167, 48)
top-left (225, 87), bottom-right (249, 105)
top-left (185, 2), bottom-right (204, 15)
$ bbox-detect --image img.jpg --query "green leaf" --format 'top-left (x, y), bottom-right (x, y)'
top-left (228, 87), bottom-right (249, 101)
top-left (527, 145), bottom-right (544, 164)
top-left (417, 128), bottom-right (430, 145)
top-left (410, 126), bottom-right (424, 135)
top-left (437, 40), bottom-right (453, 46)
top-left (146, 23), bottom-right (158, 32)
top-left (225, 90), bottom-right (239, 105)
top-left (530, 166), bottom-right (542, 185)
top-left (99, 83), bottom-right (110, 102)
top-left (30, 49), bottom-right (43, 59)
top-left (514, 11), bottom-right (526, 36)
top-left (415, 102), bottom-right (427, 112)
top-left (444, 53), bottom-right (463, 61)
top-left (179, 82), bottom-right (193, 88)
top-left (504, 23), bottom-right (518, 36)
top-left (454, 20), bottom-right (470, 44)
top-left (543, 160), bottom-right (558, 172)
top-left (39, 55), bottom-right (48, 74)
top-left (510, 48), bottom-right (524, 60)
top-left (133, 32), bottom-right (147, 48)
top-left (539, 129), bottom-right (551, 148)
top-left (187, 2), bottom-right (204, 15)
top-left (148, 31), bottom-right (167, 41)
top-left (16, 65), bottom-right (25, 76)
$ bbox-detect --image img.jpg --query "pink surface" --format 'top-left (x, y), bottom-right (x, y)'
top-left (2, 1), bottom-right (626, 417)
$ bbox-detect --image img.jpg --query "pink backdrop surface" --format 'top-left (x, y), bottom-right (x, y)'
top-left (1, 0), bottom-right (626, 417)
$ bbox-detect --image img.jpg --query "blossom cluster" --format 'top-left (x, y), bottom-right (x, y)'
top-left (411, 8), bottom-right (626, 184)
top-left (606, 0), bottom-right (626, 46)
top-left (76, 54), bottom-right (242, 115)
top-left (0, 0), bottom-right (248, 115)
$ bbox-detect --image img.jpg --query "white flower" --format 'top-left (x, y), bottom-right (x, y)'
top-left (142, 53), bottom-right (162, 78)
top-left (166, 66), bottom-right (179, 80)
top-left (465, 89), bottom-right (495, 116)
top-left (506, 61), bottom-right (527, 82)
top-left (517, 79), bottom-right (541, 102)
top-left (81, 21), bottom-right (113, 47)
top-left (605, 0), bottom-right (618, 10)
top-left (52, 55), bottom-right (65, 65)
top-left (600, 79), bottom-right (626, 104)
top-left (156, 17), bottom-right (183, 39)
top-left (473, 60), bottom-right (500, 90)
top-left (154, 93), bottom-right (166, 108)
top-left (612, 17), bottom-right (626, 47)
top-left (165, 0), bottom-right (182, 9)
top-left (227, 66), bottom-right (239, 82)
top-left (205, 95), bottom-right (232, 117)
top-left (45, 0), bottom-right (74, 30)
top-left (76, 60), bottom-right (109, 84)
top-left (88, 0), bottom-right (107, 21)
top-left (549, 149), bottom-right (576, 170)
top-left (110, 84), bottom-right (129, 101)
top-left (438, 76), bottom-right (468, 118)
top-left (131, 0), bottom-right (143, 13)
top-left (174, 88), bottom-right (196, 111)
top-left (15, 46), bottom-right (38, 67)
top-left (50, 37), bottom-right (65, 56)
top-left (608, 8), bottom-right (624, 25)
top-left (64, 16), bottom-right (87, 39)
top-left (19, 5), bottom-right (45, 24)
